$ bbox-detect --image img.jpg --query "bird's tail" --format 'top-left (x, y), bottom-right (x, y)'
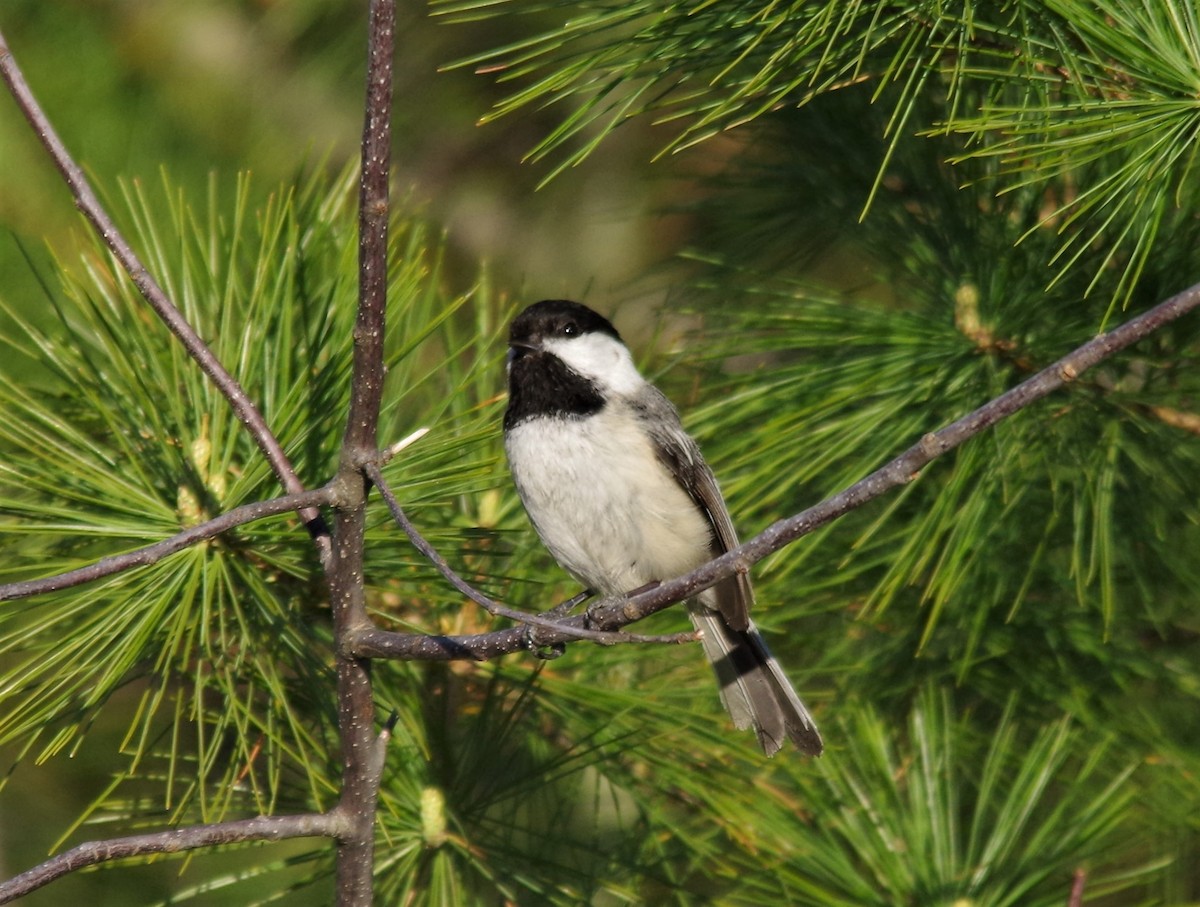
top-left (687, 603), bottom-right (823, 757)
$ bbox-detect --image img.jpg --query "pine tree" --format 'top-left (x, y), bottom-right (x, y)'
top-left (1, 1), bottom-right (1198, 904)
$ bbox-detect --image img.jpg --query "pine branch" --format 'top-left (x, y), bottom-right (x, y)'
top-left (0, 488), bottom-right (334, 602)
top-left (0, 28), bottom-right (331, 566)
top-left (0, 812), bottom-right (342, 904)
top-left (1, 5), bottom-right (1197, 902)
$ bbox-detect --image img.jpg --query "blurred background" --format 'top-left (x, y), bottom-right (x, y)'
top-left (0, 0), bottom-right (706, 330)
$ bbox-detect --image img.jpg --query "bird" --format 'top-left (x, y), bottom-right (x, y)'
top-left (502, 299), bottom-right (822, 757)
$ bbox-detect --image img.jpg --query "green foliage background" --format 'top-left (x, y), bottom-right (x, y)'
top-left (2, 0), bottom-right (1200, 904)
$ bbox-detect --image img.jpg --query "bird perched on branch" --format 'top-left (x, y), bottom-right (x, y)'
top-left (503, 299), bottom-right (822, 757)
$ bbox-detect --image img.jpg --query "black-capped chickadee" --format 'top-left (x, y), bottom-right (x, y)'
top-left (503, 299), bottom-right (822, 757)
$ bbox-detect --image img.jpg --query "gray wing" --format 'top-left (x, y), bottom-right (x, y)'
top-left (631, 386), bottom-right (753, 631)
top-left (631, 387), bottom-right (824, 757)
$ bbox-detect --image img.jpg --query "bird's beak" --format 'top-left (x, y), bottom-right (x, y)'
top-left (506, 339), bottom-right (539, 365)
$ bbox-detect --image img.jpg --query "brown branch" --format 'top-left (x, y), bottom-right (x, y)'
top-left (0, 29), bottom-right (331, 567)
top-left (0, 812), bottom-right (341, 904)
top-left (0, 488), bottom-right (334, 602)
top-left (343, 0), bottom-right (395, 463)
top-left (326, 2), bottom-right (397, 904)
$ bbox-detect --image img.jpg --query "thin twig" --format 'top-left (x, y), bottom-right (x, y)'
top-left (363, 461), bottom-right (698, 645)
top-left (0, 488), bottom-right (334, 602)
top-left (0, 29), bottom-right (331, 566)
top-left (0, 812), bottom-right (341, 904)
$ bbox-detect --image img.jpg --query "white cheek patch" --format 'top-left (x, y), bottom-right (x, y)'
top-left (543, 333), bottom-right (645, 396)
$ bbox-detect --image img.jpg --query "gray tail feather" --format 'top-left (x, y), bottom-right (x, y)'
top-left (688, 603), bottom-right (823, 757)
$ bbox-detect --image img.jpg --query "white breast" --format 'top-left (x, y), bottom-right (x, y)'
top-left (505, 405), bottom-right (714, 596)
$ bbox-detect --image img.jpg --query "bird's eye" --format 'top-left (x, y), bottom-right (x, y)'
top-left (562, 321), bottom-right (578, 336)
